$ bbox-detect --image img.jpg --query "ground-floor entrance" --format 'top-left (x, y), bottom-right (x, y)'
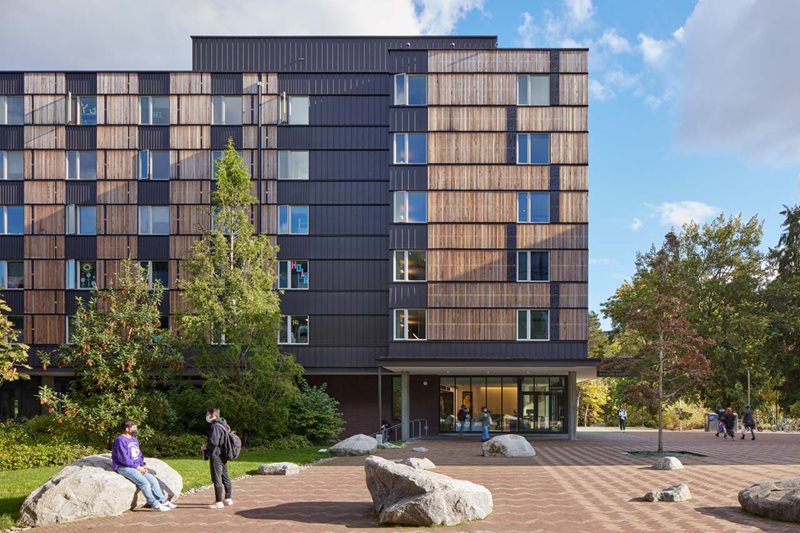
top-left (438, 376), bottom-right (567, 434)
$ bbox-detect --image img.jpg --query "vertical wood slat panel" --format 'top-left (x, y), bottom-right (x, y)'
top-left (551, 250), bottom-right (588, 282)
top-left (170, 126), bottom-right (210, 149)
top-left (428, 224), bottom-right (507, 249)
top-left (559, 192), bottom-right (588, 222)
top-left (428, 250), bottom-right (507, 282)
top-left (428, 191), bottom-right (516, 223)
top-left (171, 205), bottom-right (210, 235)
top-left (97, 126), bottom-right (138, 149)
top-left (170, 73), bottom-right (211, 94)
top-left (178, 95), bottom-right (211, 124)
top-left (559, 308), bottom-right (588, 340)
top-left (103, 96), bottom-right (139, 124)
top-left (559, 74), bottom-right (588, 105)
top-left (25, 181), bottom-right (65, 204)
top-left (31, 151), bottom-right (66, 179)
top-left (550, 133), bottom-right (588, 164)
top-left (559, 283), bottom-right (588, 308)
top-left (242, 73), bottom-right (278, 94)
top-left (97, 180), bottom-right (135, 204)
top-left (560, 166), bottom-right (588, 190)
top-left (24, 73), bottom-right (66, 94)
top-left (170, 181), bottom-right (207, 204)
top-left (428, 74), bottom-right (516, 105)
top-left (428, 133), bottom-right (506, 164)
top-left (99, 150), bottom-right (137, 180)
top-left (428, 107), bottom-right (507, 131)
top-left (428, 165), bottom-right (549, 191)
top-left (517, 107), bottom-right (588, 132)
top-left (170, 290), bottom-right (189, 314)
top-left (516, 224), bottom-right (588, 249)
top-left (29, 205), bottom-right (64, 234)
top-left (428, 282), bottom-right (550, 308)
top-left (24, 126), bottom-right (64, 149)
top-left (98, 235), bottom-right (136, 258)
top-left (32, 315), bottom-right (65, 345)
top-left (559, 51), bottom-right (589, 73)
top-left (428, 50), bottom-right (550, 73)
top-left (428, 308), bottom-right (515, 340)
top-left (26, 95), bottom-right (67, 125)
top-left (103, 205), bottom-right (137, 235)
top-left (178, 150), bottom-right (210, 179)
top-left (27, 260), bottom-right (65, 289)
top-left (25, 236), bottom-right (64, 258)
top-left (170, 235), bottom-right (201, 259)
top-left (97, 73), bottom-right (138, 94)
top-left (25, 291), bottom-right (65, 314)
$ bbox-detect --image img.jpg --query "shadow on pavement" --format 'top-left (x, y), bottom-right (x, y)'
top-left (694, 506), bottom-right (792, 532)
top-left (236, 501), bottom-right (376, 527)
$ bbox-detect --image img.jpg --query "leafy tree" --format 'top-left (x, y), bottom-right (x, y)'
top-left (180, 138), bottom-right (303, 443)
top-left (288, 380), bottom-right (344, 443)
top-left (604, 232), bottom-right (714, 453)
top-left (0, 297), bottom-right (30, 385)
top-left (576, 379), bottom-right (609, 427)
top-left (38, 259), bottom-right (180, 447)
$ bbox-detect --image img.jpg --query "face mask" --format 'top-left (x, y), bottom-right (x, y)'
top-left (206, 415), bottom-right (213, 423)
top-left (131, 430), bottom-right (138, 437)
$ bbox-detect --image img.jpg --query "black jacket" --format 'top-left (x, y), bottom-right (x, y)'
top-left (206, 418), bottom-right (230, 460)
top-left (722, 413), bottom-right (736, 430)
top-left (743, 411), bottom-right (756, 427)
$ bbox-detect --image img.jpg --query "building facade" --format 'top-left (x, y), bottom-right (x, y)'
top-left (0, 36), bottom-right (592, 438)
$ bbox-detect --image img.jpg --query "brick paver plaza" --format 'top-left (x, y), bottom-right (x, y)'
top-left (34, 429), bottom-right (800, 532)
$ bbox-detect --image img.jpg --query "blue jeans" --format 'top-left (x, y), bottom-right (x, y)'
top-left (118, 467), bottom-right (166, 507)
top-left (482, 424), bottom-right (490, 440)
top-left (458, 420), bottom-right (466, 433)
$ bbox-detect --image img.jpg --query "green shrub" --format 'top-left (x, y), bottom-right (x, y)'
top-left (0, 420), bottom-right (100, 470)
top-left (143, 433), bottom-right (206, 458)
top-left (288, 381), bottom-right (344, 443)
top-left (266, 435), bottom-right (312, 450)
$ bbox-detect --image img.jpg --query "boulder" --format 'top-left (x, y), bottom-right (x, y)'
top-left (18, 454), bottom-right (182, 527)
top-left (412, 447), bottom-right (428, 453)
top-left (644, 483), bottom-right (692, 502)
top-left (652, 456), bottom-right (684, 470)
top-left (738, 478), bottom-right (800, 523)
top-left (364, 455), bottom-right (492, 526)
top-left (329, 434), bottom-right (378, 456)
top-left (318, 449), bottom-right (328, 453)
top-left (400, 457), bottom-right (436, 470)
top-left (481, 434), bottom-right (536, 457)
top-left (257, 462), bottom-right (301, 476)
top-left (381, 442), bottom-right (401, 449)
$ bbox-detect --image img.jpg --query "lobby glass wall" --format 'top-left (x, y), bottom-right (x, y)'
top-left (439, 376), bottom-right (566, 433)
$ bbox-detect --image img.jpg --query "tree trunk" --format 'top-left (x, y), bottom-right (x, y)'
top-left (584, 405), bottom-right (589, 427)
top-left (658, 334), bottom-right (664, 454)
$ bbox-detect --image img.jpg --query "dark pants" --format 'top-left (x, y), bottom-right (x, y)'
top-left (619, 418), bottom-right (626, 431)
top-left (725, 426), bottom-right (735, 439)
top-left (210, 455), bottom-right (232, 502)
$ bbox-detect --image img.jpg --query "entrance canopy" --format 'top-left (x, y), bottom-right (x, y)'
top-left (379, 359), bottom-right (599, 381)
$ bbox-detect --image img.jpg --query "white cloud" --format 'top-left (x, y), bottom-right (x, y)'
top-left (589, 66), bottom-right (640, 101)
top-left (677, 0), bottom-right (800, 164)
top-left (673, 26), bottom-right (685, 44)
top-left (589, 80), bottom-right (611, 101)
top-left (0, 0), bottom-right (483, 69)
top-left (637, 33), bottom-right (674, 66)
top-left (564, 0), bottom-right (594, 26)
top-left (648, 201), bottom-right (720, 227)
top-left (644, 95), bottom-right (663, 110)
top-left (598, 28), bottom-right (631, 53)
top-left (628, 218), bottom-right (644, 231)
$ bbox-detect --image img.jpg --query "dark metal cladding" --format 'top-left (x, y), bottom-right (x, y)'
top-left (385, 341), bottom-right (588, 360)
top-left (279, 74), bottom-right (390, 95)
top-left (389, 225), bottom-right (427, 250)
top-left (550, 73), bottom-right (560, 106)
top-left (137, 72), bottom-right (170, 95)
top-left (549, 165), bottom-right (560, 190)
top-left (138, 236), bottom-right (170, 260)
top-left (0, 236), bottom-right (23, 259)
top-left (387, 50), bottom-right (428, 74)
top-left (281, 291), bottom-right (387, 315)
top-left (303, 260), bottom-right (390, 291)
top-left (292, 346), bottom-right (388, 369)
top-left (138, 182), bottom-right (170, 205)
top-left (309, 151), bottom-right (388, 180)
top-left (139, 126), bottom-right (170, 150)
top-left (211, 126), bottom-right (242, 149)
top-left (0, 73), bottom-right (24, 94)
top-left (0, 181), bottom-right (24, 204)
top-left (506, 223), bottom-right (517, 282)
top-left (65, 73), bottom-right (97, 95)
top-left (191, 36), bottom-right (497, 72)
top-left (389, 166), bottom-right (427, 191)
top-left (389, 108), bottom-right (427, 133)
top-left (550, 191), bottom-right (560, 223)
top-left (211, 73), bottom-right (243, 94)
top-left (65, 236), bottom-right (97, 259)
top-left (277, 182), bottom-right (386, 205)
top-left (277, 126), bottom-right (389, 150)
top-left (0, 127), bottom-right (24, 150)
top-left (310, 96), bottom-right (388, 126)
top-left (65, 126), bottom-right (96, 150)
top-left (65, 182), bottom-right (96, 205)
top-left (389, 283), bottom-right (427, 308)
top-left (550, 50), bottom-right (560, 73)
top-left (308, 206), bottom-right (389, 235)
top-left (277, 236), bottom-right (388, 260)
top-left (1, 291), bottom-right (23, 314)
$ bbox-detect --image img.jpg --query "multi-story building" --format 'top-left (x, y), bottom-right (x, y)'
top-left (0, 36), bottom-right (592, 438)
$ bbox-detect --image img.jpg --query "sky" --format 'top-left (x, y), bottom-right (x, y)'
top-left (1, 0), bottom-right (798, 325)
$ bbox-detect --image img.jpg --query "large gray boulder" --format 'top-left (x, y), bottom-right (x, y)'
top-left (652, 456), bottom-right (684, 470)
top-left (18, 454), bottom-right (182, 527)
top-left (257, 462), bottom-right (301, 476)
top-left (329, 434), bottom-right (378, 456)
top-left (644, 483), bottom-right (692, 502)
top-left (364, 455), bottom-right (492, 526)
top-left (738, 478), bottom-right (800, 523)
top-left (481, 434), bottom-right (536, 457)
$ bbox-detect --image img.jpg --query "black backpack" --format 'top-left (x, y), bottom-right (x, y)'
top-left (221, 425), bottom-right (242, 461)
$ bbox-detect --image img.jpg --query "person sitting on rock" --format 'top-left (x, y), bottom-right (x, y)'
top-left (112, 419), bottom-right (176, 512)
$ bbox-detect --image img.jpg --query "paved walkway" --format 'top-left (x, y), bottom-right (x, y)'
top-left (35, 429), bottom-right (800, 532)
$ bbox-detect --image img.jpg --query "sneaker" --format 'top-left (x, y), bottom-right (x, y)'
top-left (209, 502), bottom-right (224, 509)
top-left (224, 498), bottom-right (234, 506)
top-left (153, 503), bottom-right (171, 512)
top-left (161, 500), bottom-right (177, 509)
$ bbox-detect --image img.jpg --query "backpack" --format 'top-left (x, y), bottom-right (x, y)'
top-left (221, 425), bottom-right (242, 461)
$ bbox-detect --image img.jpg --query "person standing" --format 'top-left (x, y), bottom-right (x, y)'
top-left (722, 407), bottom-right (736, 440)
top-left (202, 408), bottom-right (233, 509)
top-left (715, 405), bottom-right (726, 437)
top-left (741, 406), bottom-right (756, 440)
top-left (617, 407), bottom-right (628, 431)
top-left (479, 407), bottom-right (492, 442)
top-left (457, 404), bottom-right (469, 436)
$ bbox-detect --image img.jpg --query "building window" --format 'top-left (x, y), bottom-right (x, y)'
top-left (66, 205), bottom-right (96, 235)
top-left (0, 96), bottom-right (23, 125)
top-left (394, 309), bottom-right (426, 340)
top-left (138, 150), bottom-right (170, 180)
top-left (279, 95), bottom-right (309, 125)
top-left (517, 192), bottom-right (550, 223)
top-left (517, 133), bottom-right (550, 165)
top-left (517, 251), bottom-right (550, 282)
top-left (68, 95), bottom-right (97, 125)
top-left (393, 133), bottom-right (427, 164)
top-left (138, 206), bottom-right (169, 235)
top-left (394, 250), bottom-right (426, 282)
top-left (279, 315), bottom-right (309, 344)
top-left (8, 315), bottom-right (23, 343)
top-left (517, 75), bottom-right (550, 106)
top-left (66, 315), bottom-right (79, 344)
top-left (212, 95), bottom-right (243, 125)
top-left (394, 73), bottom-right (427, 106)
top-left (0, 206), bottom-right (23, 235)
top-left (66, 259), bottom-right (97, 290)
top-left (393, 191), bottom-right (427, 223)
top-left (517, 309), bottom-right (549, 341)
top-left (277, 151), bottom-right (309, 180)
top-left (278, 260), bottom-right (309, 290)
top-left (0, 151), bottom-right (23, 180)
top-left (278, 205), bottom-right (309, 235)
top-left (67, 151), bottom-right (97, 180)
top-left (0, 261), bottom-right (24, 289)
top-left (139, 96), bottom-right (169, 125)
top-left (140, 260), bottom-right (169, 289)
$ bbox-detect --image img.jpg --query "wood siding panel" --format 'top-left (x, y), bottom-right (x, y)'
top-left (428, 192), bottom-right (516, 223)
top-left (244, 94), bottom-right (279, 125)
top-left (428, 74), bottom-right (516, 105)
top-left (178, 95), bottom-right (211, 124)
top-left (428, 50), bottom-right (550, 73)
top-left (25, 181), bottom-right (65, 204)
top-left (560, 166), bottom-right (588, 190)
top-left (25, 236), bottom-right (64, 259)
top-left (429, 224), bottom-right (506, 249)
top-left (103, 205), bottom-right (137, 235)
top-left (100, 150), bottom-right (137, 180)
top-left (428, 308), bottom-right (514, 340)
top-left (25, 291), bottom-right (64, 315)
top-left (243, 73), bottom-right (278, 94)
top-left (177, 150), bottom-right (210, 179)
top-left (170, 126), bottom-right (210, 149)
top-left (32, 315), bottom-right (65, 345)
top-left (559, 74), bottom-right (588, 105)
top-left (29, 205), bottom-right (64, 235)
top-left (428, 107), bottom-right (506, 132)
top-left (428, 133), bottom-right (506, 164)
top-left (517, 224), bottom-right (588, 249)
top-left (550, 133), bottom-right (588, 164)
top-left (170, 181), bottom-right (207, 204)
top-left (172, 205), bottom-right (210, 235)
top-left (97, 180), bottom-right (134, 204)
top-left (559, 51), bottom-right (589, 73)
top-left (170, 236), bottom-right (201, 259)
top-left (559, 308), bottom-right (588, 340)
top-left (517, 107), bottom-right (588, 132)
top-left (428, 282), bottom-right (549, 308)
top-left (559, 192), bottom-right (588, 223)
top-left (24, 73), bottom-right (65, 94)
top-left (27, 95), bottom-right (67, 125)
top-left (429, 165), bottom-right (549, 191)
top-left (170, 290), bottom-right (189, 314)
top-left (100, 260), bottom-right (122, 289)
top-left (24, 126), bottom-right (64, 149)
top-left (428, 250), bottom-right (507, 282)
top-left (28, 260), bottom-right (65, 290)
top-left (97, 73), bottom-right (138, 94)
top-left (104, 96), bottom-right (139, 124)
top-left (170, 73), bottom-right (211, 94)
top-left (98, 236), bottom-right (136, 258)
top-left (97, 126), bottom-right (137, 149)
top-left (551, 250), bottom-right (588, 282)
top-left (559, 283), bottom-right (588, 308)
top-left (31, 151), bottom-right (66, 179)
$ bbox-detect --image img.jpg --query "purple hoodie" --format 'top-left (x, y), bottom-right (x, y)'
top-left (111, 434), bottom-right (146, 472)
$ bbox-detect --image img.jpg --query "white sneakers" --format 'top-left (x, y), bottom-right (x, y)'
top-left (162, 500), bottom-right (177, 509)
top-left (209, 498), bottom-right (233, 509)
top-left (224, 498), bottom-right (234, 506)
top-left (153, 503), bottom-right (171, 512)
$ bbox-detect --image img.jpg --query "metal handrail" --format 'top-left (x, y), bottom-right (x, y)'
top-left (376, 418), bottom-right (428, 443)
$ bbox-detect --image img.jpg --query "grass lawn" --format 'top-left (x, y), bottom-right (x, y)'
top-left (0, 447), bottom-right (326, 529)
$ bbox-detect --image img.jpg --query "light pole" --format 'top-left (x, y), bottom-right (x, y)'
top-left (747, 368), bottom-right (751, 408)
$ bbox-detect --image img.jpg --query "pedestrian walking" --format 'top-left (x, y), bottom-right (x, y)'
top-left (741, 406), bottom-right (756, 440)
top-left (617, 407), bottom-right (628, 431)
top-left (479, 406), bottom-right (492, 442)
top-left (722, 407), bottom-right (736, 440)
top-left (457, 404), bottom-right (469, 436)
top-left (202, 408), bottom-right (234, 509)
top-left (715, 405), bottom-right (726, 437)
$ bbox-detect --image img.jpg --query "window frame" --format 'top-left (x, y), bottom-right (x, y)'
top-left (393, 133), bottom-right (427, 165)
top-left (139, 95), bottom-right (169, 126)
top-left (393, 250), bottom-right (427, 282)
top-left (139, 260), bottom-right (169, 289)
top-left (138, 205), bottom-right (170, 235)
top-left (66, 259), bottom-right (97, 290)
top-left (0, 260), bottom-right (24, 290)
top-left (138, 150), bottom-right (170, 180)
top-left (0, 96), bottom-right (23, 125)
top-left (7, 315), bottom-right (23, 344)
top-left (394, 73), bottom-right (428, 106)
top-left (516, 250), bottom-right (550, 282)
top-left (393, 308), bottom-right (427, 341)
top-left (0, 151), bottom-right (23, 180)
top-left (277, 205), bottom-right (309, 235)
top-left (278, 314), bottom-right (309, 345)
top-left (278, 260), bottom-right (309, 290)
top-left (516, 133), bottom-right (550, 165)
top-left (277, 150), bottom-right (309, 180)
top-left (66, 205), bottom-right (97, 235)
top-left (517, 191), bottom-right (550, 224)
top-left (0, 206), bottom-right (23, 235)
top-left (516, 309), bottom-right (550, 341)
top-left (393, 191), bottom-right (427, 223)
top-left (212, 95), bottom-right (243, 126)
top-left (279, 95), bottom-right (310, 125)
top-left (517, 74), bottom-right (550, 106)
top-left (66, 315), bottom-right (79, 345)
top-left (68, 94), bottom-right (98, 125)
top-left (66, 151), bottom-right (97, 181)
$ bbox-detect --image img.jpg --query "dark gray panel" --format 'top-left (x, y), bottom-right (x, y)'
top-left (0, 236), bottom-right (23, 258)
top-left (295, 316), bottom-right (387, 347)
top-left (389, 108), bottom-right (427, 132)
top-left (66, 73), bottom-right (97, 95)
top-left (281, 291), bottom-right (387, 315)
top-left (65, 236), bottom-right (96, 259)
top-left (0, 127), bottom-right (24, 150)
top-left (550, 73), bottom-right (560, 106)
top-left (385, 341), bottom-right (588, 360)
top-left (65, 126), bottom-right (96, 150)
top-left (506, 106), bottom-right (517, 132)
top-left (292, 346), bottom-right (385, 369)
top-left (550, 307), bottom-right (560, 341)
top-left (278, 127), bottom-right (389, 150)
top-left (66, 291), bottom-right (92, 315)
top-left (211, 73), bottom-right (243, 94)
top-left (138, 236), bottom-right (170, 260)
top-left (66, 181), bottom-right (96, 204)
top-left (550, 50), bottom-right (560, 73)
top-left (389, 166), bottom-right (427, 190)
top-left (550, 191), bottom-right (560, 223)
top-left (310, 96), bottom-right (388, 126)
top-left (309, 206), bottom-right (389, 235)
top-left (277, 181), bottom-right (387, 205)
top-left (309, 151), bottom-right (388, 180)
top-left (139, 127), bottom-right (170, 149)
top-left (1, 291), bottom-right (23, 314)
top-left (279, 74), bottom-right (390, 95)
top-left (389, 225), bottom-right (427, 249)
top-left (292, 260), bottom-right (389, 291)
top-left (211, 126), bottom-right (242, 149)
top-left (549, 165), bottom-right (560, 190)
top-left (506, 224), bottom-right (517, 282)
top-left (158, 295), bottom-right (170, 315)
top-left (388, 50), bottom-right (428, 73)
top-left (138, 73), bottom-right (170, 95)
top-left (138, 181), bottom-right (170, 205)
top-left (0, 73), bottom-right (24, 94)
top-left (389, 283), bottom-right (427, 307)
top-left (0, 181), bottom-right (24, 203)
top-left (506, 119), bottom-right (517, 165)
top-left (278, 236), bottom-right (388, 260)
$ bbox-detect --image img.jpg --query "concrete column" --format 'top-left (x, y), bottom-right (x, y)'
top-left (401, 371), bottom-right (410, 440)
top-left (568, 371), bottom-right (577, 441)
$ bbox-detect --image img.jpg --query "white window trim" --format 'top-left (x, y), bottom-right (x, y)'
top-left (394, 73), bottom-right (427, 106)
top-left (0, 96), bottom-right (6, 125)
top-left (1, 206), bottom-right (22, 235)
top-left (277, 150), bottom-right (310, 180)
top-left (212, 95), bottom-right (243, 126)
top-left (517, 192), bottom-right (550, 224)
top-left (138, 206), bottom-right (169, 235)
top-left (138, 150), bottom-right (169, 180)
top-left (517, 74), bottom-right (550, 107)
top-left (66, 205), bottom-right (96, 235)
top-left (66, 151), bottom-right (96, 181)
top-left (66, 259), bottom-right (97, 290)
top-left (67, 94), bottom-right (97, 125)
top-left (278, 260), bottom-right (309, 290)
top-left (0, 151), bottom-right (22, 180)
top-left (517, 309), bottom-right (550, 341)
top-left (278, 205), bottom-right (309, 235)
top-left (394, 308), bottom-right (427, 341)
top-left (278, 314), bottom-right (309, 345)
top-left (0, 260), bottom-right (23, 290)
top-left (393, 250), bottom-right (427, 282)
top-left (516, 250), bottom-right (550, 283)
top-left (393, 133), bottom-right (427, 165)
top-left (516, 133), bottom-right (550, 165)
top-left (140, 96), bottom-right (153, 125)
top-left (393, 191), bottom-right (427, 224)
top-left (139, 260), bottom-right (168, 289)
